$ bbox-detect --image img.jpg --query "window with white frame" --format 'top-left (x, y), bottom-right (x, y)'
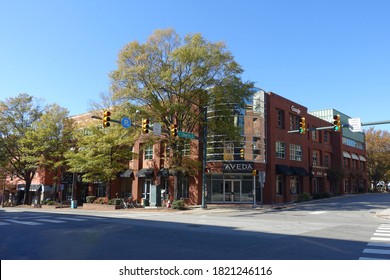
top-left (276, 141), bottom-right (286, 159)
top-left (312, 150), bottom-right (319, 166)
top-left (144, 145), bottom-right (153, 160)
top-left (290, 144), bottom-right (302, 161)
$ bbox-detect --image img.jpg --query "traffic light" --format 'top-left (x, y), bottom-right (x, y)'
top-left (240, 148), bottom-right (244, 158)
top-left (333, 114), bottom-right (341, 132)
top-left (170, 124), bottom-right (178, 138)
top-left (299, 117), bottom-right (306, 134)
top-left (103, 110), bottom-right (111, 128)
top-left (142, 118), bottom-right (150, 134)
top-left (252, 169), bottom-right (259, 176)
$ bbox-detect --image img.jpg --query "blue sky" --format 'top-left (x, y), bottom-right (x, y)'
top-left (1, 0), bottom-right (389, 130)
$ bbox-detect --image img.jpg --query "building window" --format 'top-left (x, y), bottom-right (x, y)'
top-left (312, 129), bottom-right (318, 141)
top-left (145, 145), bottom-right (153, 160)
top-left (180, 140), bottom-right (191, 157)
top-left (276, 175), bottom-right (283, 195)
top-left (181, 176), bottom-right (189, 199)
top-left (290, 144), bottom-right (302, 161)
top-left (276, 141), bottom-right (286, 159)
top-left (312, 150), bottom-right (320, 166)
top-left (289, 114), bottom-right (300, 130)
top-left (277, 109), bottom-right (285, 128)
top-left (324, 154), bottom-right (330, 168)
top-left (324, 132), bottom-right (329, 143)
top-left (312, 151), bottom-right (318, 166)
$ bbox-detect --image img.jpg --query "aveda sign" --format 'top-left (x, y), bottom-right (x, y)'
top-left (223, 162), bottom-right (254, 173)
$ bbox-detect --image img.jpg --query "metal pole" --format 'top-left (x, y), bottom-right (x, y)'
top-left (252, 175), bottom-right (256, 208)
top-left (260, 182), bottom-right (264, 208)
top-left (361, 120), bottom-right (390, 126)
top-left (201, 106), bottom-right (207, 209)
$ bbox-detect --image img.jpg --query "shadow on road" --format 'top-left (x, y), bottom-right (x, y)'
top-left (1, 205), bottom-right (385, 260)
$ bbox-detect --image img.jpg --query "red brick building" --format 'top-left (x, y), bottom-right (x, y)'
top-left (5, 90), bottom-right (368, 206)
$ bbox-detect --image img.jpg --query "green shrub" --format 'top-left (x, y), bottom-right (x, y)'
top-left (109, 198), bottom-right (121, 206)
top-left (93, 197), bottom-right (108, 204)
top-left (172, 200), bottom-right (186, 210)
top-left (296, 192), bottom-right (311, 202)
top-left (41, 200), bottom-right (56, 205)
top-left (86, 196), bottom-right (96, 203)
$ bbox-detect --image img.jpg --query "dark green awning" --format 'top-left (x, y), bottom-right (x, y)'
top-left (276, 164), bottom-right (294, 175)
top-left (136, 168), bottom-right (154, 178)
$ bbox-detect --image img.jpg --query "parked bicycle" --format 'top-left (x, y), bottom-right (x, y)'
top-left (120, 196), bottom-right (142, 209)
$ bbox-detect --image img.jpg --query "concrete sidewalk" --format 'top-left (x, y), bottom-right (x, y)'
top-left (376, 208), bottom-right (390, 220)
top-left (5, 203), bottom-right (390, 221)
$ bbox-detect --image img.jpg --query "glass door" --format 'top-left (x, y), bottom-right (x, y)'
top-left (224, 179), bottom-right (241, 202)
top-left (142, 179), bottom-right (152, 200)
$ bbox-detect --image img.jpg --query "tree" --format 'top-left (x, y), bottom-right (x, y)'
top-left (0, 93), bottom-right (71, 204)
top-left (365, 128), bottom-right (390, 186)
top-left (65, 110), bottom-right (137, 199)
top-left (110, 29), bottom-right (255, 199)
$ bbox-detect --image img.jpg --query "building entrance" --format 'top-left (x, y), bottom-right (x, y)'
top-left (224, 179), bottom-right (241, 202)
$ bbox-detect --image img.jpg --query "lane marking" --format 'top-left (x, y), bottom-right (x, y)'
top-left (6, 220), bottom-right (43, 226)
top-left (35, 219), bottom-right (66, 223)
top-left (362, 248), bottom-right (390, 255)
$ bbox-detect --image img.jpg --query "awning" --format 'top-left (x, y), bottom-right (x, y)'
top-left (276, 164), bottom-right (293, 175)
top-left (343, 151), bottom-right (351, 158)
top-left (359, 155), bottom-right (366, 162)
top-left (42, 185), bottom-right (54, 192)
top-left (290, 166), bottom-right (309, 176)
top-left (29, 184), bottom-right (42, 192)
top-left (120, 169), bottom-right (134, 178)
top-left (136, 168), bottom-right (154, 178)
top-left (351, 153), bottom-right (359, 160)
top-left (158, 168), bottom-right (170, 178)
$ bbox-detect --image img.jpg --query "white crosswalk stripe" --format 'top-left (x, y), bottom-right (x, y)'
top-left (35, 219), bottom-right (66, 223)
top-left (0, 215), bottom-right (106, 226)
top-left (6, 219), bottom-right (43, 226)
top-left (56, 217), bottom-right (87, 221)
top-left (360, 224), bottom-right (390, 260)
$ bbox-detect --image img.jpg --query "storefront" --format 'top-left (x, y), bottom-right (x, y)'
top-left (206, 162), bottom-right (262, 203)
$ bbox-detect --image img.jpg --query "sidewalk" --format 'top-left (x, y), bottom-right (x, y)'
top-left (4, 201), bottom-right (390, 221)
top-left (376, 208), bottom-right (390, 220)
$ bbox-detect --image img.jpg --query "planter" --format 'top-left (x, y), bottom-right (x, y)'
top-left (82, 203), bottom-right (120, 210)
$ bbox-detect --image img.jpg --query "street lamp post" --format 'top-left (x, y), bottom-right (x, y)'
top-left (201, 106), bottom-right (207, 209)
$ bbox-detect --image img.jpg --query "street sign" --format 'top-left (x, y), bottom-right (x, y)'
top-left (178, 131), bottom-right (195, 139)
top-left (259, 171), bottom-right (266, 184)
top-left (348, 118), bottom-right (362, 132)
top-left (153, 123), bottom-right (161, 136)
top-left (121, 117), bottom-right (132, 129)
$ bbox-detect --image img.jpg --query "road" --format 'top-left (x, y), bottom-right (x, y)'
top-left (1, 193), bottom-right (389, 260)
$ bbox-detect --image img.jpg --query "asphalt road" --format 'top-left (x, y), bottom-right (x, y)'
top-left (1, 193), bottom-right (389, 260)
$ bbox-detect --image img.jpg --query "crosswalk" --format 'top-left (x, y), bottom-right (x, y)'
top-left (360, 223), bottom-right (390, 260)
top-left (0, 214), bottom-right (106, 226)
